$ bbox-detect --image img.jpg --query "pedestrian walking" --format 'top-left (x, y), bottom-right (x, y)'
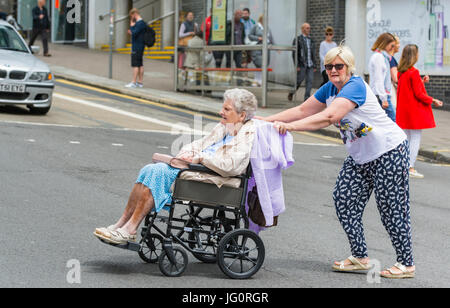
top-left (178, 12), bottom-right (198, 69)
top-left (319, 26), bottom-right (337, 86)
top-left (248, 15), bottom-right (274, 87)
top-left (184, 31), bottom-right (210, 88)
top-left (388, 35), bottom-right (400, 109)
top-left (258, 45), bottom-right (416, 279)
top-left (212, 10), bottom-right (245, 70)
top-left (29, 0), bottom-right (51, 57)
top-left (241, 8), bottom-right (255, 68)
top-left (200, 9), bottom-right (212, 45)
top-left (368, 32), bottom-right (397, 122)
top-left (126, 8), bottom-right (147, 88)
top-left (396, 44), bottom-right (444, 179)
top-left (289, 23), bottom-right (316, 102)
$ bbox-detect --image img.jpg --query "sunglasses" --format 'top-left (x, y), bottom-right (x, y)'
top-left (325, 64), bottom-right (345, 71)
top-left (326, 33), bottom-right (334, 36)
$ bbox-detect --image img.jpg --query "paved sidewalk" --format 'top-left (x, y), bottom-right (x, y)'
top-left (39, 43), bottom-right (450, 163)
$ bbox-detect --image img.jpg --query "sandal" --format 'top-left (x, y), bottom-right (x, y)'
top-left (101, 228), bottom-right (136, 245)
top-left (332, 256), bottom-right (372, 272)
top-left (94, 225), bottom-right (117, 237)
top-left (380, 263), bottom-right (415, 279)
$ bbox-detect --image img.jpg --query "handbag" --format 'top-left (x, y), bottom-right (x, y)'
top-left (247, 186), bottom-right (266, 227)
top-left (152, 153), bottom-right (190, 169)
top-left (178, 35), bottom-right (194, 47)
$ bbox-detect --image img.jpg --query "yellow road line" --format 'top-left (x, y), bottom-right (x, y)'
top-left (55, 78), bottom-right (343, 144)
top-left (55, 78), bottom-right (219, 121)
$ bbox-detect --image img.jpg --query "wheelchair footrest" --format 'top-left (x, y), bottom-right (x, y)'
top-left (98, 238), bottom-right (141, 252)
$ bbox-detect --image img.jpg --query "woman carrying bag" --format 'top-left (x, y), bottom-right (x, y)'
top-left (396, 44), bottom-right (444, 178)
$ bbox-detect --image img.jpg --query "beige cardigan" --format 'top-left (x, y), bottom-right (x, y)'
top-left (176, 120), bottom-right (255, 187)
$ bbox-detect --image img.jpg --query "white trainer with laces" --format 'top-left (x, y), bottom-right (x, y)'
top-left (125, 82), bottom-right (137, 88)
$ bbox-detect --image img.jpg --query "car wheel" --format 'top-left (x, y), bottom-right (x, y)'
top-left (29, 106), bottom-right (51, 115)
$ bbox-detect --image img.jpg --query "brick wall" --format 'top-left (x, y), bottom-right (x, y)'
top-left (425, 76), bottom-right (450, 111)
top-left (306, 0), bottom-right (345, 87)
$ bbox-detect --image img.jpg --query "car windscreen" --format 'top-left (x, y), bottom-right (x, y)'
top-left (0, 25), bottom-right (28, 53)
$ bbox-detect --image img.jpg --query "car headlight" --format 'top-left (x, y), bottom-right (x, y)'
top-left (29, 72), bottom-right (53, 82)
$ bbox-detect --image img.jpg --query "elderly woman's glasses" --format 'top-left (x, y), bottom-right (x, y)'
top-left (325, 64), bottom-right (345, 71)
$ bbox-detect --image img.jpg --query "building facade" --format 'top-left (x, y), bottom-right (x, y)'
top-left (10, 0), bottom-right (449, 105)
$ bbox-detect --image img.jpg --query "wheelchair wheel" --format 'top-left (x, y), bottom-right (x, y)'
top-left (217, 229), bottom-right (265, 279)
top-left (158, 247), bottom-right (188, 277)
top-left (138, 233), bottom-right (164, 264)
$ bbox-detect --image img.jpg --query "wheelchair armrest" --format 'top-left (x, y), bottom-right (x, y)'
top-left (186, 164), bottom-right (248, 180)
top-left (187, 163), bottom-right (215, 173)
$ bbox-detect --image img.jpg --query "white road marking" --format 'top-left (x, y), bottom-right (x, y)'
top-left (294, 142), bottom-right (340, 147)
top-left (70, 141), bottom-right (80, 144)
top-left (26, 139), bottom-right (36, 143)
top-left (321, 155), bottom-right (333, 159)
top-left (112, 143), bottom-right (124, 147)
top-left (53, 93), bottom-right (204, 135)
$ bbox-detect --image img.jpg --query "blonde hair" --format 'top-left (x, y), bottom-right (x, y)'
top-left (129, 8), bottom-right (140, 17)
top-left (258, 15), bottom-right (264, 24)
top-left (324, 45), bottom-right (356, 75)
top-left (371, 32), bottom-right (396, 51)
top-left (224, 88), bottom-right (258, 121)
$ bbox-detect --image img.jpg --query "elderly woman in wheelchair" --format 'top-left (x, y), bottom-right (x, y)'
top-left (94, 89), bottom-right (260, 276)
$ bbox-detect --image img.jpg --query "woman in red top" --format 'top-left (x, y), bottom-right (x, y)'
top-left (396, 44), bottom-right (443, 178)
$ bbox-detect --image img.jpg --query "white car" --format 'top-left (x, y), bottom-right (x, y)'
top-left (0, 20), bottom-right (54, 115)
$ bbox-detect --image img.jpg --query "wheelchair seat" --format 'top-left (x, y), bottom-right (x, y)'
top-left (173, 178), bottom-right (244, 208)
top-left (172, 163), bottom-right (251, 208)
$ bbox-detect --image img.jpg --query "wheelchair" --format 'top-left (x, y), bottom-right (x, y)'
top-left (98, 163), bottom-right (265, 279)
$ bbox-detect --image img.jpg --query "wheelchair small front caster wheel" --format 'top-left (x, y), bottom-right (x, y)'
top-left (158, 246), bottom-right (188, 277)
top-left (138, 233), bottom-right (164, 264)
top-left (217, 229), bottom-right (265, 279)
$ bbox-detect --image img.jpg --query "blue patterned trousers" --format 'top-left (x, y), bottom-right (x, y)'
top-left (333, 141), bottom-right (414, 266)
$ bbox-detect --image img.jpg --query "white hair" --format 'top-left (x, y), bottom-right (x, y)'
top-left (223, 88), bottom-right (258, 121)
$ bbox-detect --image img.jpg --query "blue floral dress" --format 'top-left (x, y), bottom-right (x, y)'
top-left (136, 163), bottom-right (180, 212)
top-left (137, 135), bottom-right (235, 212)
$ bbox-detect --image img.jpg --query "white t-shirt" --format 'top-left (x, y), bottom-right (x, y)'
top-left (314, 76), bottom-right (406, 164)
top-left (319, 41), bottom-right (337, 72)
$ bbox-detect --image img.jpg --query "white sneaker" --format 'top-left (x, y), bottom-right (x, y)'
top-left (136, 82), bottom-right (143, 88)
top-left (409, 169), bottom-right (424, 179)
top-left (125, 82), bottom-right (137, 88)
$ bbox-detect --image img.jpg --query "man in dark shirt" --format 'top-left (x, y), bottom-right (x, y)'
top-left (126, 8), bottom-right (147, 88)
top-left (289, 23), bottom-right (317, 101)
top-left (212, 10), bottom-right (245, 69)
top-left (29, 0), bottom-right (51, 57)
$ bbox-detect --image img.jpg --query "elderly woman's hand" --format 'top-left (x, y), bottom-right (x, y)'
top-left (177, 152), bottom-right (194, 162)
top-left (273, 121), bottom-right (293, 135)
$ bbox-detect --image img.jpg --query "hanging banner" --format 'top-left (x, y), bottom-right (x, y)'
top-left (211, 0), bottom-right (227, 44)
top-left (366, 0), bottom-right (450, 75)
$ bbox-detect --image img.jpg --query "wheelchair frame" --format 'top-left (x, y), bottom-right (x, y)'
top-left (98, 163), bottom-right (265, 279)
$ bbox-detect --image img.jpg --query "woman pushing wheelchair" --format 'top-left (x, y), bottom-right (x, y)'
top-left (94, 88), bottom-right (258, 245)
